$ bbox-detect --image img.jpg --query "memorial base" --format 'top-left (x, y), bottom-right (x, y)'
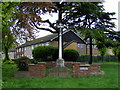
top-left (56, 58), bottom-right (64, 67)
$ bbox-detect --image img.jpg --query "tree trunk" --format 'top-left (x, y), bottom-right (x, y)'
top-left (86, 44), bottom-right (88, 54)
top-left (118, 52), bottom-right (120, 63)
top-left (4, 48), bottom-right (10, 62)
top-left (89, 37), bottom-right (93, 64)
top-left (101, 56), bottom-right (104, 62)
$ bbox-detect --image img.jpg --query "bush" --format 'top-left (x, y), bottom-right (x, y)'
top-left (104, 55), bottom-right (118, 62)
top-left (2, 59), bottom-right (14, 64)
top-left (63, 49), bottom-right (79, 61)
top-left (15, 56), bottom-right (30, 71)
top-left (32, 46), bottom-right (80, 62)
top-left (32, 46), bottom-right (58, 62)
top-left (77, 54), bottom-right (90, 62)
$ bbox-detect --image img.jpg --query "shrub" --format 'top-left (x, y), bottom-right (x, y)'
top-left (32, 46), bottom-right (58, 62)
top-left (15, 56), bottom-right (30, 71)
top-left (3, 59), bottom-right (14, 64)
top-left (77, 54), bottom-right (90, 62)
top-left (63, 49), bottom-right (79, 61)
top-left (32, 46), bottom-right (80, 62)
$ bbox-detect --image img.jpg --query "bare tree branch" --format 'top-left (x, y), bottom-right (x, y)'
top-left (36, 28), bottom-right (58, 33)
top-left (31, 19), bottom-right (58, 33)
top-left (42, 19), bottom-right (59, 32)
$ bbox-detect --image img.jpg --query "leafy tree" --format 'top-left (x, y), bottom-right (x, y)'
top-left (2, 2), bottom-right (19, 61)
top-left (2, 2), bottom-right (57, 61)
top-left (112, 46), bottom-right (120, 61)
top-left (96, 41), bottom-right (107, 62)
top-left (117, 46), bottom-right (120, 62)
top-left (59, 2), bottom-right (116, 64)
top-left (112, 47), bottom-right (118, 56)
top-left (13, 2), bottom-right (58, 42)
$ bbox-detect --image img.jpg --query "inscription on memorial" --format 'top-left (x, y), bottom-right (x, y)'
top-left (80, 66), bottom-right (88, 70)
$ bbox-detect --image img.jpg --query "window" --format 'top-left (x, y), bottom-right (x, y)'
top-left (29, 46), bottom-right (31, 50)
top-left (45, 42), bottom-right (49, 46)
top-left (78, 44), bottom-right (83, 48)
top-left (24, 47), bottom-right (26, 51)
top-left (31, 45), bottom-right (34, 49)
top-left (27, 46), bottom-right (31, 50)
top-left (17, 49), bottom-right (19, 52)
top-left (93, 45), bottom-right (97, 49)
top-left (19, 48), bottom-right (21, 52)
top-left (35, 44), bottom-right (38, 47)
top-left (87, 45), bottom-right (90, 49)
top-left (42, 43), bottom-right (44, 46)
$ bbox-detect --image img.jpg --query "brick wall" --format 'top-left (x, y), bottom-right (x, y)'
top-left (77, 44), bottom-right (86, 55)
top-left (86, 46), bottom-right (100, 55)
top-left (28, 62), bottom-right (46, 77)
top-left (73, 63), bottom-right (101, 77)
top-left (64, 42), bottom-right (77, 50)
top-left (50, 41), bottom-right (58, 47)
top-left (46, 62), bottom-right (56, 68)
top-left (15, 62), bottom-right (103, 78)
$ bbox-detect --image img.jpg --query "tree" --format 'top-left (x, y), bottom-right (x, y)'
top-left (13, 2), bottom-right (58, 43)
top-left (112, 47), bottom-right (118, 56)
top-left (2, 2), bottom-right (19, 61)
top-left (12, 2), bottom-right (116, 64)
top-left (59, 2), bottom-right (116, 64)
top-left (2, 33), bottom-right (15, 61)
top-left (96, 41), bottom-right (107, 62)
top-left (2, 2), bottom-right (57, 61)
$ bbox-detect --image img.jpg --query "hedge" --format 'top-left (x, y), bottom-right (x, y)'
top-left (32, 46), bottom-right (58, 62)
top-left (32, 46), bottom-right (79, 62)
top-left (15, 56), bottom-right (30, 71)
top-left (63, 49), bottom-right (79, 61)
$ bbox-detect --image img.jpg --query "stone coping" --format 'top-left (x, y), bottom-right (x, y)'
top-left (37, 62), bottom-right (46, 64)
top-left (28, 64), bottom-right (36, 65)
top-left (91, 64), bottom-right (100, 66)
top-left (28, 62), bottom-right (46, 65)
top-left (80, 64), bottom-right (90, 66)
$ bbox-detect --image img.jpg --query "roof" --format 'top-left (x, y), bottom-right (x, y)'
top-left (18, 34), bottom-right (58, 48)
top-left (18, 30), bottom-right (86, 48)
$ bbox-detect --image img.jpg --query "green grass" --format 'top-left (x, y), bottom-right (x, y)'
top-left (2, 62), bottom-right (119, 88)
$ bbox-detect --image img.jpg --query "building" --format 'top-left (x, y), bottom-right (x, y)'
top-left (12, 30), bottom-right (101, 59)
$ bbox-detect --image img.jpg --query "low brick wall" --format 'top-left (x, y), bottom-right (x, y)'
top-left (28, 62), bottom-right (46, 77)
top-left (46, 62), bottom-right (56, 68)
top-left (73, 63), bottom-right (101, 77)
top-left (15, 62), bottom-right (103, 78)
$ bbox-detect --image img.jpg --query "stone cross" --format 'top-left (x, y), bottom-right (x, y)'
top-left (56, 23), bottom-right (64, 67)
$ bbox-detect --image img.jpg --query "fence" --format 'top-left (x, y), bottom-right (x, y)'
top-left (77, 55), bottom-right (118, 62)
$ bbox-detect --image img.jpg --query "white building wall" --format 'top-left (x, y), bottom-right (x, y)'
top-left (9, 52), bottom-right (15, 59)
top-left (24, 46), bottom-right (33, 59)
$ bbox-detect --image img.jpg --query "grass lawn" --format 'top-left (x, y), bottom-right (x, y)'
top-left (2, 62), bottom-right (119, 88)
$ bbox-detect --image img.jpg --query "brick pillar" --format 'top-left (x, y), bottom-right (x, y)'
top-left (73, 63), bottom-right (80, 77)
top-left (38, 62), bottom-right (46, 77)
top-left (89, 64), bottom-right (100, 72)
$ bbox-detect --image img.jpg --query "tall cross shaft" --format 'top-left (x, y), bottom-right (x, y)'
top-left (56, 1), bottom-right (64, 67)
top-left (57, 23), bottom-right (64, 67)
top-left (58, 23), bottom-right (63, 59)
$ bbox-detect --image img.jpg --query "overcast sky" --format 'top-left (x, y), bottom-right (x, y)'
top-left (36, 0), bottom-right (120, 38)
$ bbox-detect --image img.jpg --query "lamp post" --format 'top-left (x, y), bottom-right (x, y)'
top-left (56, 23), bottom-right (64, 67)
